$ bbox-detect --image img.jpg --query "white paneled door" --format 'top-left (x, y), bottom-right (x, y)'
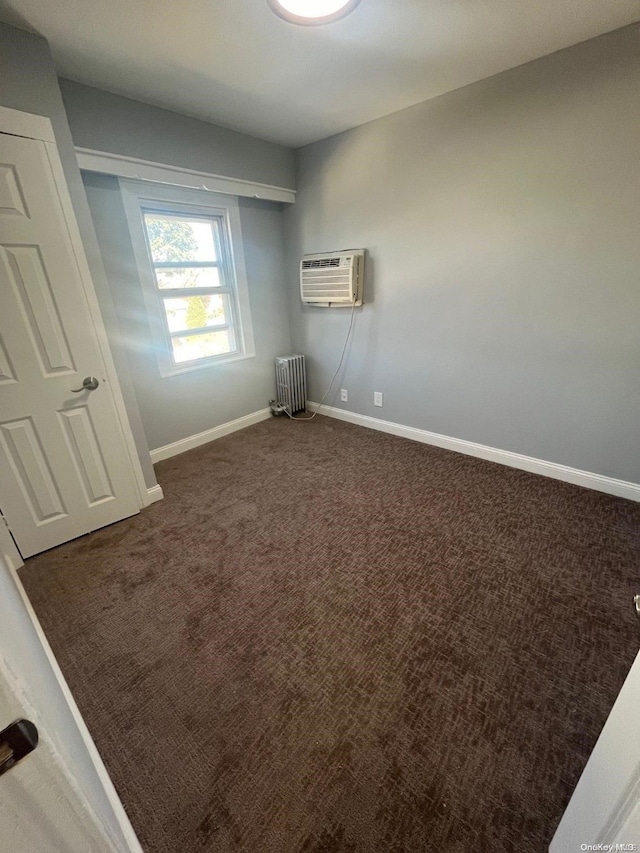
top-left (0, 121), bottom-right (140, 558)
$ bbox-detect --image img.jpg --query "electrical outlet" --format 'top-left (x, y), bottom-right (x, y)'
top-left (340, 389), bottom-right (348, 402)
top-left (374, 391), bottom-right (383, 407)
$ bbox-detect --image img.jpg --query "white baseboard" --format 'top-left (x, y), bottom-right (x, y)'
top-left (308, 402), bottom-right (640, 503)
top-left (142, 484), bottom-right (164, 507)
top-left (150, 408), bottom-right (272, 463)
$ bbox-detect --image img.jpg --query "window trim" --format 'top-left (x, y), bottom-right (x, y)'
top-left (120, 180), bottom-right (255, 377)
top-left (143, 207), bottom-right (239, 366)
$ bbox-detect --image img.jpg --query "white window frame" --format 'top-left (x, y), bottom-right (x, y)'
top-left (120, 180), bottom-right (255, 377)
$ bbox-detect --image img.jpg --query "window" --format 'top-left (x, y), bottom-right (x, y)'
top-left (121, 182), bottom-right (255, 376)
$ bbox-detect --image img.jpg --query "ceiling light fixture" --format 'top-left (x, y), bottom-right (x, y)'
top-left (267, 0), bottom-right (361, 26)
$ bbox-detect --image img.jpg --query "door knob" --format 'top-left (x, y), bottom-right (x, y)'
top-left (0, 719), bottom-right (38, 778)
top-left (634, 594), bottom-right (640, 621)
top-left (71, 376), bottom-right (100, 393)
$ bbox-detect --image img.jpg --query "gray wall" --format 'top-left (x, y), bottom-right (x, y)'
top-left (284, 24), bottom-right (640, 484)
top-left (61, 79), bottom-right (294, 452)
top-left (60, 79), bottom-right (295, 190)
top-left (0, 22), bottom-right (157, 490)
top-left (82, 172), bottom-right (290, 450)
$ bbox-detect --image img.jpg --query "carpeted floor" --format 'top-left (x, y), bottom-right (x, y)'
top-left (20, 416), bottom-right (640, 853)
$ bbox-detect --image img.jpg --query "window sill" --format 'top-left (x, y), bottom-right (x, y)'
top-left (158, 350), bottom-right (255, 378)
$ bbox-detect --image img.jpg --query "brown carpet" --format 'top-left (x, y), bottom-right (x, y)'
top-left (20, 416), bottom-right (640, 853)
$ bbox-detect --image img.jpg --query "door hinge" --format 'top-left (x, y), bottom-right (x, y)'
top-left (0, 508), bottom-right (9, 530)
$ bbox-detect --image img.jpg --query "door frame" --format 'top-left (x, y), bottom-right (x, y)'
top-left (0, 513), bottom-right (23, 570)
top-left (2, 554), bottom-right (144, 852)
top-left (550, 648), bottom-right (640, 850)
top-left (0, 105), bottom-right (156, 565)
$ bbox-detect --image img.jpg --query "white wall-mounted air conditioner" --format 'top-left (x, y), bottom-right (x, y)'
top-left (300, 249), bottom-right (365, 307)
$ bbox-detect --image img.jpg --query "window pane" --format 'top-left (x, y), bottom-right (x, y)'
top-left (163, 294), bottom-right (228, 333)
top-left (155, 266), bottom-right (222, 290)
top-left (171, 330), bottom-right (233, 363)
top-left (144, 213), bottom-right (218, 262)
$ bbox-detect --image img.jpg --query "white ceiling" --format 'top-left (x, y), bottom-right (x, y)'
top-left (1, 0), bottom-right (639, 147)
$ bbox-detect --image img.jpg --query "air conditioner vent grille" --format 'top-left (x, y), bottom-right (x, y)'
top-left (301, 258), bottom-right (340, 269)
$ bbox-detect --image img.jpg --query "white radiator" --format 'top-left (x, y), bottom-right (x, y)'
top-left (275, 355), bottom-right (307, 415)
